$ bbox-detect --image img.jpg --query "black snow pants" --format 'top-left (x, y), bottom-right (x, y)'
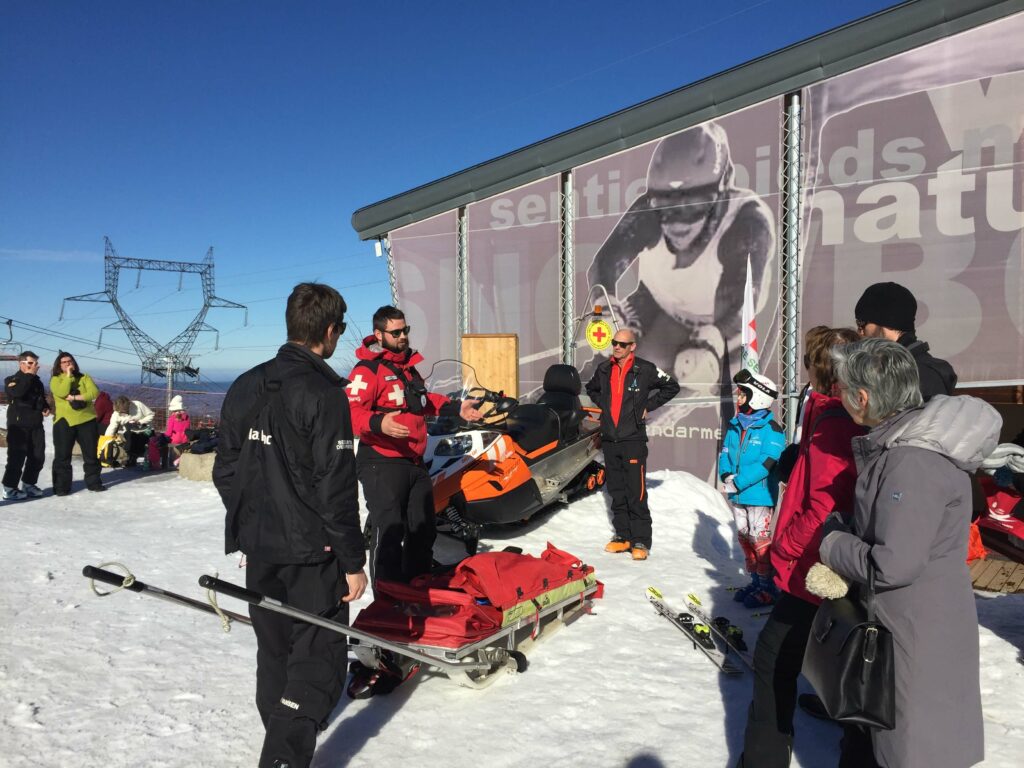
top-left (358, 454), bottom-right (435, 584)
top-left (602, 440), bottom-right (652, 548)
top-left (2, 424), bottom-right (45, 488)
top-left (737, 590), bottom-right (879, 768)
top-left (246, 557), bottom-right (349, 768)
top-left (51, 418), bottom-right (102, 494)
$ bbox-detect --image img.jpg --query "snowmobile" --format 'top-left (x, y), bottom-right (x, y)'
top-left (425, 362), bottom-right (605, 551)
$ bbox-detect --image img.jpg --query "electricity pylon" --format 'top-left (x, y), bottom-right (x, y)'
top-left (61, 237), bottom-right (247, 388)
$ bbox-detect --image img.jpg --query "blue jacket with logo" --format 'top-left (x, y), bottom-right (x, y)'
top-left (718, 410), bottom-right (786, 507)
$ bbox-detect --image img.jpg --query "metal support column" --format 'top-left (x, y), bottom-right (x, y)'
top-left (559, 171), bottom-right (575, 365)
top-left (780, 92), bottom-right (803, 441)
top-left (381, 236), bottom-right (399, 308)
top-left (456, 206), bottom-right (470, 360)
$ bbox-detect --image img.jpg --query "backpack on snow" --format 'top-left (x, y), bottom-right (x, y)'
top-left (98, 435), bottom-right (128, 468)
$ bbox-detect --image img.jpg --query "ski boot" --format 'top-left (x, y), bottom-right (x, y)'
top-left (732, 574), bottom-right (760, 604)
top-left (346, 655), bottom-right (420, 699)
top-left (677, 613), bottom-right (715, 650)
top-left (605, 536), bottom-right (632, 554)
top-left (742, 574), bottom-right (779, 609)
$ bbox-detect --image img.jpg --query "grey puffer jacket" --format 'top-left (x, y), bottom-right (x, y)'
top-left (819, 395), bottom-right (1001, 768)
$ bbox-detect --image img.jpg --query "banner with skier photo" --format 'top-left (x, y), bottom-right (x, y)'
top-left (571, 100), bottom-right (783, 471)
top-left (801, 11), bottom-right (1024, 386)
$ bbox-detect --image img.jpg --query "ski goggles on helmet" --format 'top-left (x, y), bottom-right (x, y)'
top-left (733, 368), bottom-right (778, 400)
top-left (646, 185), bottom-right (719, 224)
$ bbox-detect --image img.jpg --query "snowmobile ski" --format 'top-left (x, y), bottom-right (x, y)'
top-left (646, 587), bottom-right (742, 675)
top-left (685, 592), bottom-right (754, 671)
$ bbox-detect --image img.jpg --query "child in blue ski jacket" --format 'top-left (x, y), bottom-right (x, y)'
top-left (718, 370), bottom-right (786, 608)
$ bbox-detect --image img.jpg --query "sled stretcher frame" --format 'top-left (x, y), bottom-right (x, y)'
top-left (199, 575), bottom-right (600, 689)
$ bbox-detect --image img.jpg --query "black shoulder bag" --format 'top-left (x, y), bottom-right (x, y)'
top-left (802, 566), bottom-right (896, 730)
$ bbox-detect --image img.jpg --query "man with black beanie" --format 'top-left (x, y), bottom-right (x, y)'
top-left (853, 281), bottom-right (957, 400)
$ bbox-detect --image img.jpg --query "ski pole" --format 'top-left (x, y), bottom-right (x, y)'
top-left (198, 575), bottom-right (494, 672)
top-left (83, 565), bottom-right (252, 627)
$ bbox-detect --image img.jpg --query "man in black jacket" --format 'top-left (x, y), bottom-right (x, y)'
top-left (213, 283), bottom-right (367, 768)
top-left (3, 351), bottom-right (50, 500)
top-left (854, 282), bottom-right (957, 400)
top-left (585, 329), bottom-right (680, 560)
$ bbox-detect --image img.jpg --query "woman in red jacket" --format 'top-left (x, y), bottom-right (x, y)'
top-left (736, 326), bottom-right (863, 768)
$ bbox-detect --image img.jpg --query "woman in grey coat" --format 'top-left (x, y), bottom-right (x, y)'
top-left (818, 339), bottom-right (1000, 768)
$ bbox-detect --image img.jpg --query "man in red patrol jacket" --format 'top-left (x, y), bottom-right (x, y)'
top-left (347, 305), bottom-right (483, 583)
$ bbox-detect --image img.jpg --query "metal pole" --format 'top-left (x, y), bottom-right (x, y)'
top-left (166, 358), bottom-right (173, 413)
top-left (457, 206), bottom-right (469, 360)
top-left (381, 236), bottom-right (399, 307)
top-left (780, 92), bottom-right (803, 441)
top-left (560, 171), bottom-right (575, 365)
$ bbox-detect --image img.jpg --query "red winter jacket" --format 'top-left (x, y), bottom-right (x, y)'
top-left (347, 336), bottom-right (453, 461)
top-left (770, 390), bottom-right (865, 605)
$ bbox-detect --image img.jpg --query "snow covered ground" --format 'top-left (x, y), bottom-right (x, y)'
top-left (2, 415), bottom-right (1023, 767)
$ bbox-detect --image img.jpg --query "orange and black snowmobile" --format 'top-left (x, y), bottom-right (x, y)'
top-left (425, 363), bottom-right (605, 552)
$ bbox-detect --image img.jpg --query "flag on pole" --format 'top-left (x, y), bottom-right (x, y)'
top-left (740, 254), bottom-right (760, 374)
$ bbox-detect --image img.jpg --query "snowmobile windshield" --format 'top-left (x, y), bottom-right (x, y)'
top-left (424, 359), bottom-right (514, 435)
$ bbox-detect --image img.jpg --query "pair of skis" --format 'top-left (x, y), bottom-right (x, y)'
top-left (646, 586), bottom-right (753, 675)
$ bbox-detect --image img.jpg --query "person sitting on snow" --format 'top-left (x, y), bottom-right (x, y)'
top-left (718, 370), bottom-right (785, 608)
top-left (105, 395), bottom-right (154, 466)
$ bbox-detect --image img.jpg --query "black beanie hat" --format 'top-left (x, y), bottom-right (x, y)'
top-left (854, 282), bottom-right (916, 333)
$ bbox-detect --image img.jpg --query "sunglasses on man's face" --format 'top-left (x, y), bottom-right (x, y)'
top-left (611, 340), bottom-right (634, 348)
top-left (384, 326), bottom-right (411, 339)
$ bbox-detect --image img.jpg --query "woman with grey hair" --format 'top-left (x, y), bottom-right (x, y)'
top-left (815, 338), bottom-right (1000, 767)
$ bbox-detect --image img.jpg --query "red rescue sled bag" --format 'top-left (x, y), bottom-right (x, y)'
top-left (352, 542), bottom-right (601, 648)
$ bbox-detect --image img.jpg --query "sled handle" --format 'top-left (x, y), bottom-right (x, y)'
top-left (199, 575), bottom-right (264, 605)
top-left (82, 565), bottom-right (146, 593)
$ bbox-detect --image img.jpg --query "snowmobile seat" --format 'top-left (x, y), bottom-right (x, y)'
top-left (536, 364), bottom-right (583, 442)
top-left (505, 404), bottom-right (561, 455)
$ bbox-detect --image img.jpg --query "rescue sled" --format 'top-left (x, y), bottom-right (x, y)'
top-left (346, 543), bottom-right (602, 691)
top-left (200, 543), bottom-right (602, 692)
top-left (426, 362), bottom-right (604, 550)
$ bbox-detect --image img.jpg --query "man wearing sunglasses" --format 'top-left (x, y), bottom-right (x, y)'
top-left (585, 329), bottom-right (680, 560)
top-left (3, 351), bottom-right (50, 500)
top-left (585, 122), bottom-right (774, 401)
top-left (213, 283), bottom-right (366, 768)
top-left (347, 305), bottom-right (483, 586)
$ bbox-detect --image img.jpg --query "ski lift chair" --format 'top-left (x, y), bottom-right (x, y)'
top-left (536, 364), bottom-right (583, 442)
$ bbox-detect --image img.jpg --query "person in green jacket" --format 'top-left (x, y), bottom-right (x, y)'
top-left (49, 351), bottom-right (105, 495)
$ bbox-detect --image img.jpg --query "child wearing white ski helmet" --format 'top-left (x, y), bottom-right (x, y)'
top-left (718, 369), bottom-right (785, 608)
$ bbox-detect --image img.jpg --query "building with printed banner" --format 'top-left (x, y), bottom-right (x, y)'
top-left (351, 0), bottom-right (1024, 477)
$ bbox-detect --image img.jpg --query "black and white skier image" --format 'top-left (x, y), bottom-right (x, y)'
top-left (585, 122), bottom-right (776, 402)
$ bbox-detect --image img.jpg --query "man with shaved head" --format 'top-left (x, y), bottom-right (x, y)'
top-left (585, 329), bottom-right (679, 560)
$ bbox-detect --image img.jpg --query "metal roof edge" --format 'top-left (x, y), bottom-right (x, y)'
top-left (351, 0), bottom-right (1024, 240)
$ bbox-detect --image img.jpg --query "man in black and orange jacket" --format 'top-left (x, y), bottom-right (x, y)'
top-left (585, 328), bottom-right (680, 560)
top-left (347, 305), bottom-right (482, 583)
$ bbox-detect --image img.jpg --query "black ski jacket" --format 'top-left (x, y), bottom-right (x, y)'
top-left (4, 370), bottom-right (48, 429)
top-left (213, 343), bottom-right (365, 571)
top-left (585, 356), bottom-right (680, 443)
top-left (900, 334), bottom-right (957, 401)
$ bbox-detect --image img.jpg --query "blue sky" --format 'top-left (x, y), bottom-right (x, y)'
top-left (1, 0), bottom-right (900, 386)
